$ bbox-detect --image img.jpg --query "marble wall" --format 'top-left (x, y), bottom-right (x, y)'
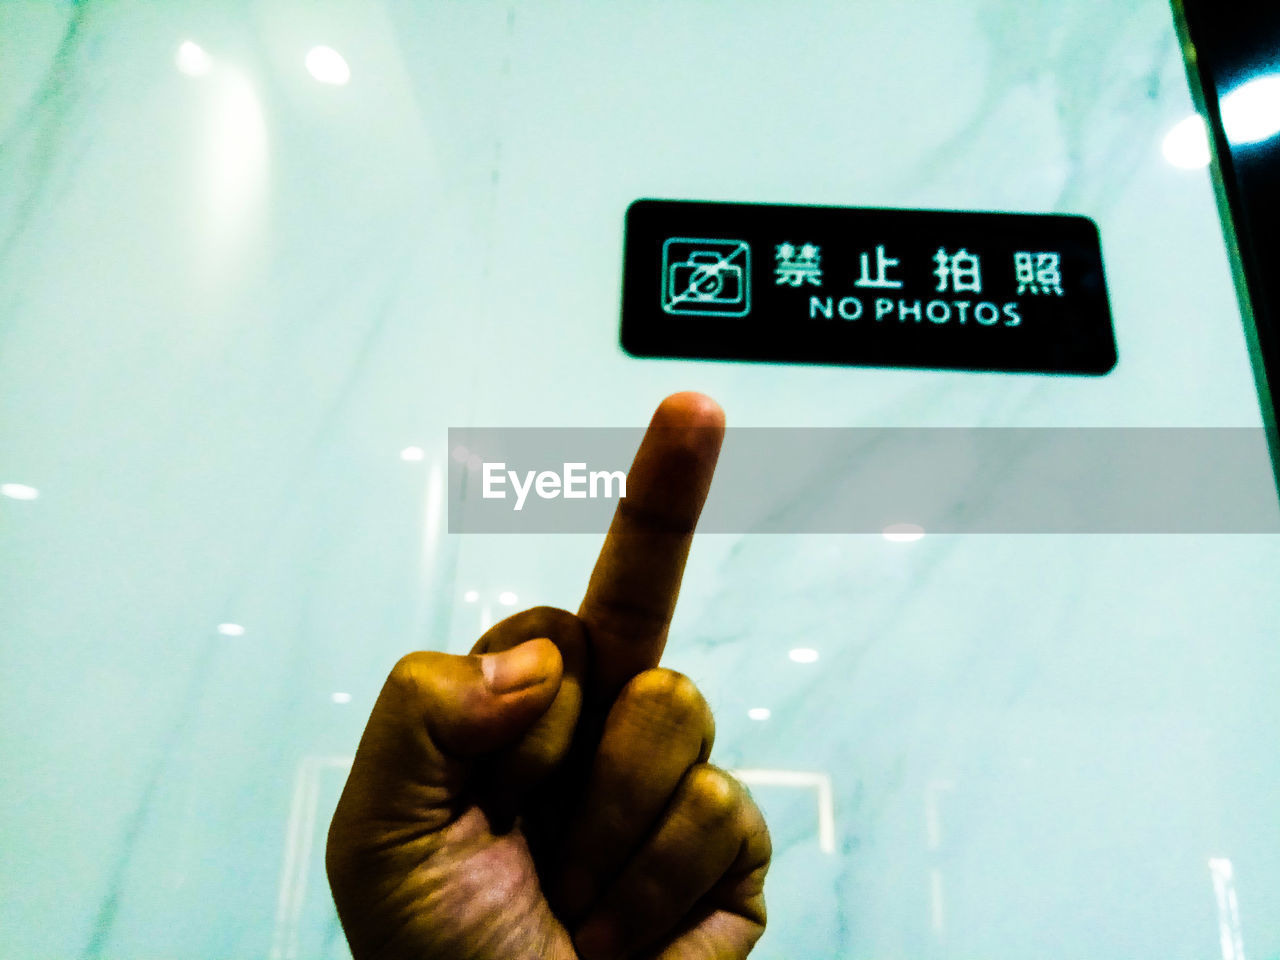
top-left (2, 1), bottom-right (1278, 957)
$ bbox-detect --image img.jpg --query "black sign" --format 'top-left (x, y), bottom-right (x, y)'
top-left (620, 199), bottom-right (1116, 374)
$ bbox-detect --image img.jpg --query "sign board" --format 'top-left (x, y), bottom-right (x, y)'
top-left (620, 199), bottom-right (1116, 374)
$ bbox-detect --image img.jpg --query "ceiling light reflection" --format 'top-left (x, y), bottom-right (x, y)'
top-left (883, 522), bottom-right (925, 542)
top-left (176, 40), bottom-right (211, 76)
top-left (1162, 114), bottom-right (1211, 168)
top-left (789, 648), bottom-right (819, 664)
top-left (331, 691), bottom-right (352, 704)
top-left (1222, 74), bottom-right (1280, 144)
top-left (217, 623), bottom-right (245, 636)
top-left (1, 483), bottom-right (39, 500)
top-left (198, 66), bottom-right (268, 265)
top-left (400, 446), bottom-right (425, 461)
top-left (498, 591), bottom-right (518, 606)
top-left (306, 46), bottom-right (350, 85)
top-left (463, 590), bottom-right (479, 603)
top-left (748, 707), bottom-right (771, 721)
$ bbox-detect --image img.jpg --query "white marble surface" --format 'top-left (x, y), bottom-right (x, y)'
top-left (2, 1), bottom-right (1279, 958)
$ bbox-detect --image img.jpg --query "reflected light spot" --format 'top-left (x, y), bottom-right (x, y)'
top-left (498, 591), bottom-right (518, 606)
top-left (467, 454), bottom-right (482, 471)
top-left (217, 623), bottom-right (245, 636)
top-left (451, 445), bottom-right (470, 463)
top-left (198, 67), bottom-right (268, 259)
top-left (463, 590), bottom-right (480, 603)
top-left (1, 483), bottom-right (39, 500)
top-left (175, 40), bottom-right (211, 76)
top-left (748, 707), bottom-right (771, 721)
top-left (306, 46), bottom-right (350, 85)
top-left (423, 461), bottom-right (444, 567)
top-left (883, 522), bottom-right (925, 542)
top-left (1222, 74), bottom-right (1280, 144)
top-left (789, 648), bottom-right (819, 664)
top-left (331, 691), bottom-right (352, 704)
top-left (1162, 114), bottom-right (1211, 168)
top-left (400, 446), bottom-right (425, 461)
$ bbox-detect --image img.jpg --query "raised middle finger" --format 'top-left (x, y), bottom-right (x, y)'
top-left (577, 392), bottom-right (724, 708)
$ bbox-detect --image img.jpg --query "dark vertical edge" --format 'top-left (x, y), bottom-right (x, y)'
top-left (1170, 0), bottom-right (1280, 497)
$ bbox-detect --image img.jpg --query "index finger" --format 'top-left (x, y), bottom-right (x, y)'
top-left (578, 391), bottom-right (725, 704)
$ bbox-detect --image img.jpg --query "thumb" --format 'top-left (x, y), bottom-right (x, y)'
top-left (439, 637), bottom-right (565, 756)
top-left (333, 638), bottom-right (564, 834)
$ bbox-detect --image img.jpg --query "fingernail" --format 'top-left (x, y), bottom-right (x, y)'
top-left (480, 638), bottom-right (553, 693)
top-left (575, 918), bottom-right (617, 960)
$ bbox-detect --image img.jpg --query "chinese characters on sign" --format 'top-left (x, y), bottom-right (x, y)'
top-left (771, 244), bottom-right (1062, 297)
top-left (1014, 252), bottom-right (1064, 295)
top-left (933, 248), bottom-right (982, 294)
top-left (775, 242), bottom-right (822, 287)
top-left (855, 245), bottom-right (903, 289)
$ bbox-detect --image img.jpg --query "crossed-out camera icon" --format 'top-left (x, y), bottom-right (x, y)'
top-left (660, 238), bottom-right (752, 317)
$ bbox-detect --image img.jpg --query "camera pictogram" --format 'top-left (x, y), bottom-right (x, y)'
top-left (661, 238), bottom-right (752, 317)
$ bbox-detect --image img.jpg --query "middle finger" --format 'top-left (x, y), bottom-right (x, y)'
top-left (577, 392), bottom-right (725, 707)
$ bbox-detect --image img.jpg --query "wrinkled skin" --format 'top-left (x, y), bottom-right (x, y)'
top-left (327, 393), bottom-right (771, 960)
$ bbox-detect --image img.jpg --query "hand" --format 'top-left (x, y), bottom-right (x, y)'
top-left (325, 393), bottom-right (772, 960)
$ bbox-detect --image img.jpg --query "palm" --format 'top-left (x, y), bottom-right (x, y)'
top-left (366, 788), bottom-right (759, 960)
top-left (360, 806), bottom-right (576, 960)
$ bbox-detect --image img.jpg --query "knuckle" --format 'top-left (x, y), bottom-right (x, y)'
top-left (524, 607), bottom-right (588, 664)
top-left (621, 668), bottom-right (707, 723)
top-left (387, 651), bottom-right (438, 700)
top-left (478, 605), bottom-right (583, 654)
top-left (523, 604), bottom-right (579, 633)
top-left (614, 494), bottom-right (698, 535)
top-left (758, 819), bottom-right (774, 861)
top-left (580, 594), bottom-right (671, 646)
top-left (684, 764), bottom-right (741, 823)
top-left (739, 791), bottom-right (773, 859)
